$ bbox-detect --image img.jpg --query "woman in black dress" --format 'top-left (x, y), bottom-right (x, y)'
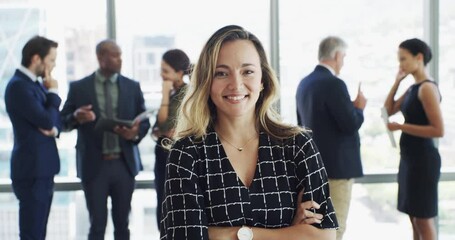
top-left (384, 38), bottom-right (444, 240)
top-left (160, 25), bottom-right (338, 240)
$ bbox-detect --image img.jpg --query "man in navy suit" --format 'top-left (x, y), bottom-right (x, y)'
top-left (60, 39), bottom-right (150, 240)
top-left (4, 36), bottom-right (61, 240)
top-left (296, 36), bottom-right (367, 240)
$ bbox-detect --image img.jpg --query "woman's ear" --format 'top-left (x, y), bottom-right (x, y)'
top-left (177, 70), bottom-right (185, 78)
top-left (416, 53), bottom-right (424, 63)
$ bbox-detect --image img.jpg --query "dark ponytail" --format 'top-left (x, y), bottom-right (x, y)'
top-left (399, 38), bottom-right (432, 66)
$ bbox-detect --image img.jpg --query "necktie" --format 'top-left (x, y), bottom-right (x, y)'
top-left (103, 80), bottom-right (115, 150)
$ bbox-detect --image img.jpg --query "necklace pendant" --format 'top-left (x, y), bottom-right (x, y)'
top-left (237, 148), bottom-right (243, 152)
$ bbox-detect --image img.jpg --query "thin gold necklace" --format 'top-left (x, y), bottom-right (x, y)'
top-left (217, 133), bottom-right (258, 152)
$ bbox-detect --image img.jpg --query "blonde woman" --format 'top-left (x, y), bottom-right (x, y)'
top-left (160, 25), bottom-right (337, 240)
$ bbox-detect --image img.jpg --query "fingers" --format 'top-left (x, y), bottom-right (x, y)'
top-left (301, 216), bottom-right (322, 224)
top-left (297, 189), bottom-right (304, 203)
top-left (74, 106), bottom-right (96, 123)
top-left (80, 104), bottom-right (93, 110)
top-left (297, 203), bottom-right (323, 224)
top-left (396, 70), bottom-right (407, 82)
top-left (114, 125), bottom-right (139, 140)
top-left (303, 209), bottom-right (323, 220)
top-left (133, 118), bottom-right (141, 125)
top-left (293, 201), bottom-right (323, 225)
top-left (38, 128), bottom-right (54, 137)
top-left (162, 80), bottom-right (174, 92)
top-left (44, 66), bottom-right (51, 80)
top-left (293, 189), bottom-right (324, 225)
top-left (300, 200), bottom-right (321, 210)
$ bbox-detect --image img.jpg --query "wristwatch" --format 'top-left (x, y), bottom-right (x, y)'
top-left (237, 226), bottom-right (253, 240)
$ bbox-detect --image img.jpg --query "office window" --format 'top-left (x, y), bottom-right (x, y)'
top-left (439, 0), bottom-right (455, 169)
top-left (0, 0), bottom-right (106, 177)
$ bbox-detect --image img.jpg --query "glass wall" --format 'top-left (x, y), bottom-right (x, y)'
top-left (439, 0), bottom-right (455, 169)
top-left (0, 189), bottom-right (158, 240)
top-left (345, 182), bottom-right (455, 239)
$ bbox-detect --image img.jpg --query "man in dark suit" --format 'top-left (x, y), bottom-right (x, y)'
top-left (4, 36), bottom-right (61, 240)
top-left (296, 36), bottom-right (367, 240)
top-left (60, 39), bottom-right (150, 240)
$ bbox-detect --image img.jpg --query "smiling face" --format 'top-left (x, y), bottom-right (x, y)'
top-left (398, 47), bottom-right (422, 74)
top-left (161, 60), bottom-right (183, 84)
top-left (210, 40), bottom-right (263, 121)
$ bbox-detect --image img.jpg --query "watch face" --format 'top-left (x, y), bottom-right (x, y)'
top-left (237, 227), bottom-right (253, 240)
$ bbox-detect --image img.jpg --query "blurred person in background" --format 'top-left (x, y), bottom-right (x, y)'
top-left (296, 36), bottom-right (366, 240)
top-left (60, 39), bottom-right (150, 240)
top-left (151, 49), bottom-right (191, 230)
top-left (384, 38), bottom-right (443, 240)
top-left (5, 35), bottom-right (61, 240)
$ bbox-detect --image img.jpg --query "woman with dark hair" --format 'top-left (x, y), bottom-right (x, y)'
top-left (159, 25), bottom-right (337, 240)
top-left (384, 38), bottom-right (443, 240)
top-left (152, 49), bottom-right (191, 229)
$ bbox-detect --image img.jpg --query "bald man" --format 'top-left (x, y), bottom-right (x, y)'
top-left (60, 39), bottom-right (150, 240)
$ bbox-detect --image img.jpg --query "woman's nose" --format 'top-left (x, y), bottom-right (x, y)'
top-left (228, 73), bottom-right (243, 90)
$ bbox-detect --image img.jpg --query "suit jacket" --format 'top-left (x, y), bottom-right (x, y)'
top-left (296, 65), bottom-right (364, 179)
top-left (60, 73), bottom-right (151, 182)
top-left (5, 69), bottom-right (61, 180)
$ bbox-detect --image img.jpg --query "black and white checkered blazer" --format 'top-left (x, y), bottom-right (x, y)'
top-left (160, 130), bottom-right (338, 239)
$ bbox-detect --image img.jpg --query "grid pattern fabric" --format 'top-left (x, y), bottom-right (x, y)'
top-left (160, 130), bottom-right (338, 239)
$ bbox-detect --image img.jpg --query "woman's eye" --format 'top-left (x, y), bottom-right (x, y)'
top-left (214, 71), bottom-right (227, 77)
top-left (243, 70), bottom-right (255, 77)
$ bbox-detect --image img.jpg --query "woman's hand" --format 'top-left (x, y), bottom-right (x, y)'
top-left (292, 190), bottom-right (323, 225)
top-left (208, 226), bottom-right (240, 240)
top-left (162, 80), bottom-right (174, 94)
top-left (207, 190), bottom-right (326, 240)
top-left (395, 69), bottom-right (407, 83)
top-left (387, 122), bottom-right (402, 131)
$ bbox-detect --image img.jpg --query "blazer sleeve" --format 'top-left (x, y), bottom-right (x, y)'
top-left (11, 80), bottom-right (61, 130)
top-left (48, 92), bottom-right (63, 134)
top-left (294, 132), bottom-right (338, 229)
top-left (325, 79), bottom-right (364, 133)
top-left (160, 139), bottom-right (209, 240)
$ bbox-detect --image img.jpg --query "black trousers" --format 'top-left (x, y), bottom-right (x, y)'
top-left (12, 177), bottom-right (54, 240)
top-left (154, 137), bottom-right (170, 230)
top-left (81, 156), bottom-right (135, 240)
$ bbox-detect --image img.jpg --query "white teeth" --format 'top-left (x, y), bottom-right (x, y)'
top-left (226, 96), bottom-right (245, 101)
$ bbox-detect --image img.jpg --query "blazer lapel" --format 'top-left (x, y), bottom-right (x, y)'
top-left (86, 73), bottom-right (101, 118)
top-left (35, 81), bottom-right (47, 100)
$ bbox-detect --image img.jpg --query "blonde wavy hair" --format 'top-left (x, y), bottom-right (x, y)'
top-left (174, 25), bottom-right (303, 141)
